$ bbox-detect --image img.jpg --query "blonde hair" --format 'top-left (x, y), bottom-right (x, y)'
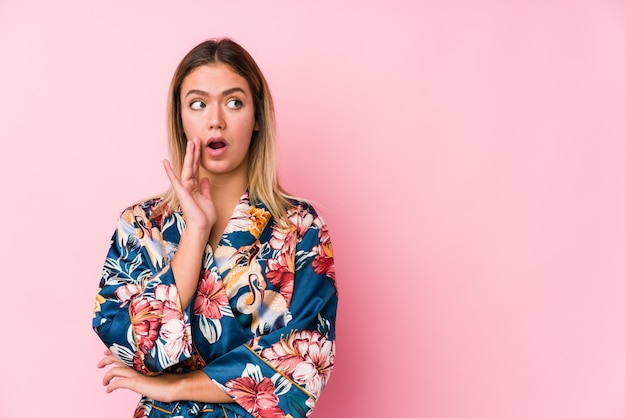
top-left (155, 38), bottom-right (295, 220)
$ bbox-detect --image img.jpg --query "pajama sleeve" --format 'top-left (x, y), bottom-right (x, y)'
top-left (92, 203), bottom-right (195, 374)
top-left (202, 208), bottom-right (338, 417)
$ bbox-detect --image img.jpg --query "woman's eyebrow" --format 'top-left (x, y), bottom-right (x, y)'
top-left (185, 89), bottom-right (208, 97)
top-left (222, 87), bottom-right (246, 96)
top-left (184, 87), bottom-right (246, 97)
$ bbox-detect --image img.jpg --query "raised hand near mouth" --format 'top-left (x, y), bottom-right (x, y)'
top-left (163, 137), bottom-right (216, 309)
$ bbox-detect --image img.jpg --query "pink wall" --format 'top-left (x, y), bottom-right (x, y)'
top-left (1, 1), bottom-right (626, 417)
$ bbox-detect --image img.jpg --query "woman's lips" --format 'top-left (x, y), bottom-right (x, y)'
top-left (208, 140), bottom-right (225, 150)
top-left (206, 137), bottom-right (227, 156)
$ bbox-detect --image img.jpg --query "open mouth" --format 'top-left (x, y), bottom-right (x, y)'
top-left (208, 140), bottom-right (226, 150)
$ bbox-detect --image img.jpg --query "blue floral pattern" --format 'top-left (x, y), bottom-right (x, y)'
top-left (93, 192), bottom-right (337, 417)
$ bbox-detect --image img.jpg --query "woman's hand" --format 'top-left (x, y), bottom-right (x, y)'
top-left (97, 350), bottom-right (234, 404)
top-left (163, 137), bottom-right (215, 237)
top-left (97, 350), bottom-right (180, 403)
top-left (163, 137), bottom-right (216, 309)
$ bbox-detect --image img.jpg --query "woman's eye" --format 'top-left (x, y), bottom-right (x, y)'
top-left (190, 100), bottom-right (205, 110)
top-left (226, 99), bottom-right (242, 109)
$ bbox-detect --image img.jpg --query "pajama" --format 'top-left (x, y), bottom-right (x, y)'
top-left (93, 192), bottom-right (338, 417)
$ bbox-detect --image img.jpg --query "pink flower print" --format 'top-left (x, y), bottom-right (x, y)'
top-left (262, 330), bottom-right (334, 397)
top-left (130, 297), bottom-right (163, 355)
top-left (226, 376), bottom-right (284, 418)
top-left (115, 283), bottom-right (142, 304)
top-left (266, 256), bottom-right (294, 305)
top-left (269, 222), bottom-right (297, 254)
top-left (312, 242), bottom-right (335, 280)
top-left (194, 270), bottom-right (228, 319)
top-left (154, 284), bottom-right (180, 305)
top-left (159, 299), bottom-right (191, 363)
top-left (291, 336), bottom-right (334, 397)
top-left (160, 314), bottom-right (191, 362)
top-left (132, 355), bottom-right (151, 374)
top-left (314, 218), bottom-right (332, 247)
top-left (311, 218), bottom-right (335, 279)
top-left (287, 206), bottom-right (314, 238)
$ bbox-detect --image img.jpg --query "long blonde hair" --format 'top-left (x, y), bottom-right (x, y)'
top-left (155, 38), bottom-right (294, 220)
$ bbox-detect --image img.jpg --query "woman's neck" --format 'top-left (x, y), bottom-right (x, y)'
top-left (205, 171), bottom-right (248, 250)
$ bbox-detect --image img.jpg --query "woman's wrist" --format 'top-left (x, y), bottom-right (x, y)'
top-left (182, 225), bottom-right (211, 245)
top-left (175, 371), bottom-right (234, 404)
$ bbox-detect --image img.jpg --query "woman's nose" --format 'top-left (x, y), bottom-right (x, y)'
top-left (208, 105), bottom-right (225, 130)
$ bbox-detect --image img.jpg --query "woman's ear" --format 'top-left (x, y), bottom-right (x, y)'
top-left (254, 120), bottom-right (259, 131)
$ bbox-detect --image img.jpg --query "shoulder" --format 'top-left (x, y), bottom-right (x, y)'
top-left (283, 199), bottom-right (329, 235)
top-left (286, 199), bottom-right (317, 219)
top-left (118, 197), bottom-right (169, 227)
top-left (287, 198), bottom-right (315, 212)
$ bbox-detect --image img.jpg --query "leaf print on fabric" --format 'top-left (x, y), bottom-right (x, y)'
top-left (105, 236), bottom-right (145, 279)
top-left (198, 315), bottom-right (223, 344)
top-left (110, 343), bottom-right (137, 367)
top-left (161, 211), bottom-right (186, 237)
top-left (261, 330), bottom-right (334, 398)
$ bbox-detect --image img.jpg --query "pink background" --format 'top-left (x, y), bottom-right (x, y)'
top-left (1, 1), bottom-right (626, 417)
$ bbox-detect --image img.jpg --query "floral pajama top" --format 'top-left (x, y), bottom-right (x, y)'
top-left (93, 192), bottom-right (338, 417)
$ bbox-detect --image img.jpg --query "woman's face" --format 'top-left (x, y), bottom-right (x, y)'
top-left (180, 63), bottom-right (257, 179)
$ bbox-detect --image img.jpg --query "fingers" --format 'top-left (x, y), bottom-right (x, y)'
top-left (163, 159), bottom-right (182, 187)
top-left (164, 137), bottom-right (203, 187)
top-left (199, 177), bottom-right (211, 197)
top-left (181, 138), bottom-right (201, 182)
top-left (102, 365), bottom-right (139, 393)
top-left (192, 137), bottom-right (201, 179)
top-left (180, 140), bottom-right (193, 180)
top-left (99, 352), bottom-right (139, 393)
top-left (97, 352), bottom-right (125, 369)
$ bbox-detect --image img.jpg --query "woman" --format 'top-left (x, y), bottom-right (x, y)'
top-left (93, 38), bottom-right (338, 418)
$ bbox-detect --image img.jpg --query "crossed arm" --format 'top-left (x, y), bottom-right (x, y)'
top-left (97, 349), bottom-right (232, 403)
top-left (96, 138), bottom-right (232, 404)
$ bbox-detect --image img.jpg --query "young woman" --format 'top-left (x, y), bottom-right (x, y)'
top-left (93, 38), bottom-right (338, 418)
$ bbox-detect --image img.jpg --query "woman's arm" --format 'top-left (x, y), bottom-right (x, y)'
top-left (93, 205), bottom-right (195, 374)
top-left (98, 350), bottom-right (233, 404)
top-left (95, 202), bottom-right (337, 413)
top-left (164, 138), bottom-right (215, 310)
top-left (93, 138), bottom-right (215, 374)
